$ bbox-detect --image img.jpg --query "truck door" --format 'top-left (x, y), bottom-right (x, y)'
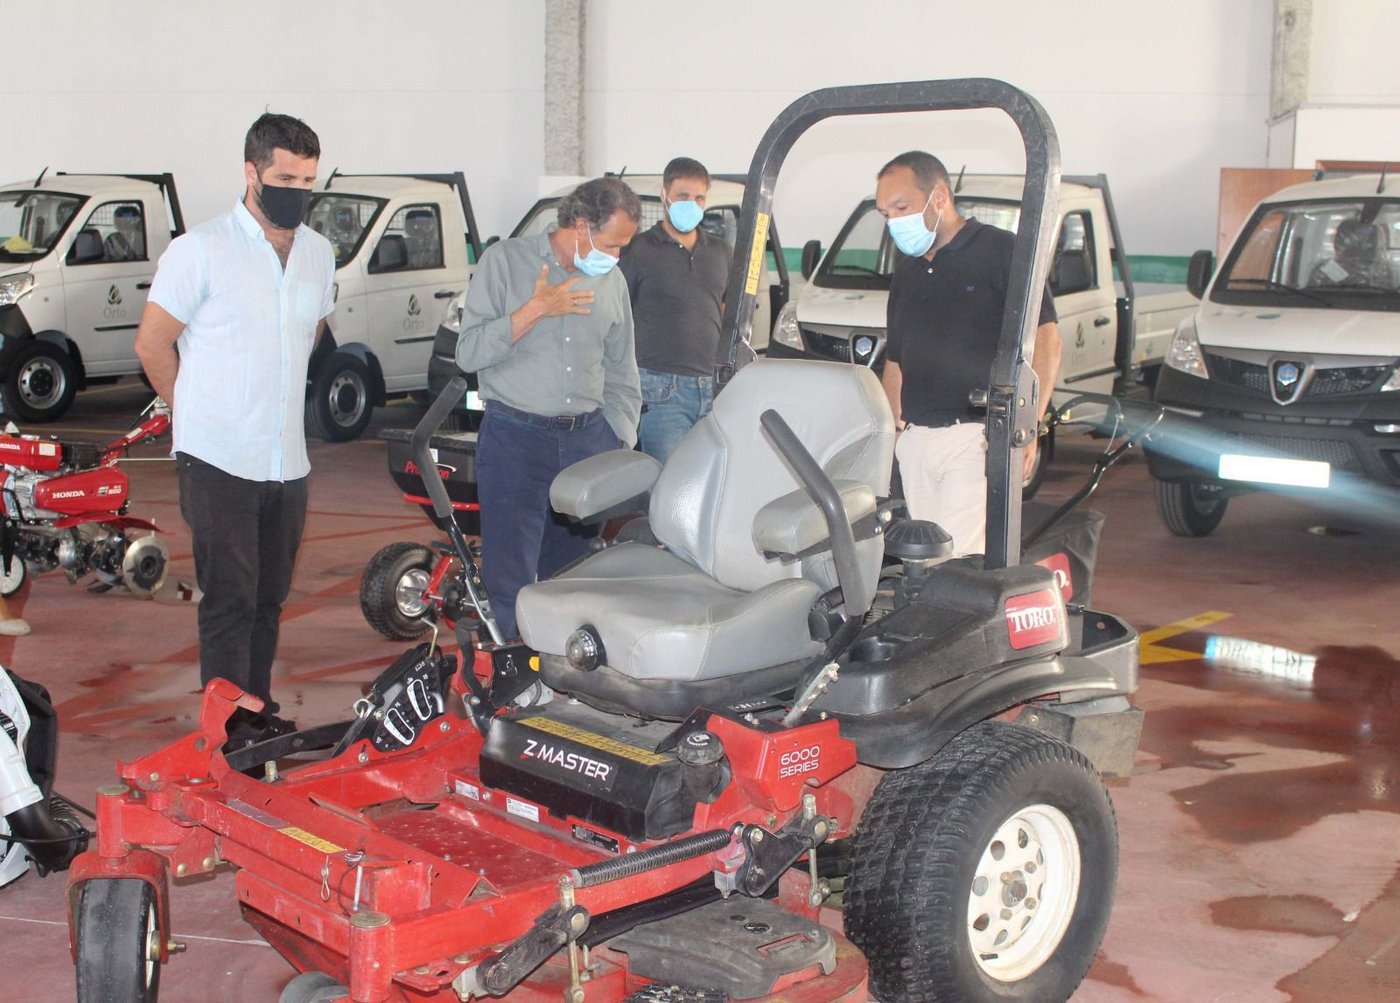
top-left (60, 199), bottom-right (153, 374)
top-left (1048, 209), bottom-right (1116, 396)
top-left (363, 202), bottom-right (459, 392)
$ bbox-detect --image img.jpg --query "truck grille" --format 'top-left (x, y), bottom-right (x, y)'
top-left (1222, 432), bottom-right (1362, 471)
top-left (803, 329), bottom-right (851, 362)
top-left (1205, 352), bottom-right (1390, 399)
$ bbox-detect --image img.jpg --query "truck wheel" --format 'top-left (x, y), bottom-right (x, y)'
top-left (5, 341), bottom-right (77, 422)
top-left (307, 353), bottom-right (373, 442)
top-left (0, 554), bottom-right (25, 597)
top-left (75, 878), bottom-right (161, 1003)
top-left (1154, 478), bottom-right (1228, 537)
top-left (359, 541), bottom-right (436, 639)
top-left (846, 721), bottom-right (1118, 1003)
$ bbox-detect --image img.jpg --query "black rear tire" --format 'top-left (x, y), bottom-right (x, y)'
top-left (359, 541), bottom-right (436, 639)
top-left (5, 340), bottom-right (77, 422)
top-left (846, 721), bottom-right (1118, 1003)
top-left (75, 878), bottom-right (161, 1003)
top-left (307, 353), bottom-right (374, 442)
top-left (1154, 478), bottom-right (1228, 537)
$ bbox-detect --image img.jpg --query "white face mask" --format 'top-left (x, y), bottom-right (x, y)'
top-left (886, 189), bottom-right (938, 256)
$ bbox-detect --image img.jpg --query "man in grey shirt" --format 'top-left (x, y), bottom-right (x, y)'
top-left (456, 177), bottom-right (642, 639)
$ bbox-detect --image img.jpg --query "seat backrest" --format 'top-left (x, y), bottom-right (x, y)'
top-left (649, 358), bottom-right (894, 596)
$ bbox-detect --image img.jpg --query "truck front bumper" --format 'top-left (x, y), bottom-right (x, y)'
top-left (1147, 367), bottom-right (1400, 491)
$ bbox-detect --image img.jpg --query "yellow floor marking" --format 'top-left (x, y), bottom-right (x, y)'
top-left (1139, 610), bottom-right (1233, 664)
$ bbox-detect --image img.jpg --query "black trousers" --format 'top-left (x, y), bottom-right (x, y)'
top-left (177, 453), bottom-right (308, 713)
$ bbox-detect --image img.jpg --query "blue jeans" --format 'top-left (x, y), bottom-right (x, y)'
top-left (475, 403), bottom-right (618, 640)
top-left (638, 369), bottom-right (713, 464)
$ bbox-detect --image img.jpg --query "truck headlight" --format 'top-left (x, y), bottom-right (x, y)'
top-left (0, 273), bottom-right (34, 307)
top-left (1382, 364), bottom-right (1400, 392)
top-left (439, 290), bottom-right (467, 335)
top-left (773, 301), bottom-right (804, 351)
top-left (1165, 316), bottom-right (1208, 379)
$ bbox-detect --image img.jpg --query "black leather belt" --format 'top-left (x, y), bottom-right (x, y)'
top-left (487, 400), bottom-right (602, 431)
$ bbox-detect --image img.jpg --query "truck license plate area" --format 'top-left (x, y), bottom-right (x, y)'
top-left (1219, 453), bottom-right (1331, 488)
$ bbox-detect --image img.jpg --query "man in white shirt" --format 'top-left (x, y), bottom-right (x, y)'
top-left (135, 113), bottom-right (336, 747)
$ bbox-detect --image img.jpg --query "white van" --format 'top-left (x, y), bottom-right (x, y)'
top-left (0, 172), bottom-right (184, 420)
top-left (1147, 173), bottom-right (1400, 535)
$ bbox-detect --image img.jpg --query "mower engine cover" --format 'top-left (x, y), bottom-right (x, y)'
top-left (478, 700), bottom-right (728, 844)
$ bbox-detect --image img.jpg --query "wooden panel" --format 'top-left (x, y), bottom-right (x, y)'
top-left (1216, 168), bottom-right (1314, 259)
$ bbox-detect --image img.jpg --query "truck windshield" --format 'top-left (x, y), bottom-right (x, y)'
top-left (307, 194), bottom-right (383, 266)
top-left (814, 197), bottom-right (1021, 289)
top-left (1214, 198), bottom-right (1400, 311)
top-left (0, 190), bottom-right (84, 262)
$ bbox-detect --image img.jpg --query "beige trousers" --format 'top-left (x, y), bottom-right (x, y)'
top-left (895, 422), bottom-right (988, 556)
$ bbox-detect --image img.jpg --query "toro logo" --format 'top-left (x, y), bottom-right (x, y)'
top-left (1035, 552), bottom-right (1074, 602)
top-left (776, 744), bottom-right (821, 780)
top-left (1004, 588), bottom-right (1065, 650)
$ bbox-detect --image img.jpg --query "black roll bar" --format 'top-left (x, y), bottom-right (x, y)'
top-left (717, 78), bottom-right (1061, 569)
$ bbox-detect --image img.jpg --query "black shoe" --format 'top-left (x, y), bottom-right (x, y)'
top-left (257, 714), bottom-right (298, 740)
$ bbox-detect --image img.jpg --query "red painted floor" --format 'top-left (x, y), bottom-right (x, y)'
top-left (1, 381), bottom-right (1396, 1002)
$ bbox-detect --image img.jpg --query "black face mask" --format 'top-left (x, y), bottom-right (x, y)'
top-left (255, 181), bottom-right (312, 230)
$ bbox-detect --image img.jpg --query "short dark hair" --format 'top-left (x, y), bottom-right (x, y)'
top-left (877, 150), bottom-right (951, 195)
top-left (663, 157), bottom-right (710, 189)
top-left (244, 113), bottom-right (321, 171)
top-left (558, 177), bottom-right (642, 230)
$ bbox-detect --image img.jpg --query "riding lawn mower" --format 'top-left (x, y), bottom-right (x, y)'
top-left (65, 80), bottom-right (1146, 1003)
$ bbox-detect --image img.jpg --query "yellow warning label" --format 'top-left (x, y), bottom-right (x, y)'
top-left (282, 826), bottom-right (345, 854)
top-left (744, 212), bottom-right (771, 297)
top-left (520, 717), bottom-right (671, 767)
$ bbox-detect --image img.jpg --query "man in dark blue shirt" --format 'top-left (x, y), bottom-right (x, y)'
top-left (876, 150), bottom-right (1060, 555)
top-left (619, 158), bottom-right (729, 463)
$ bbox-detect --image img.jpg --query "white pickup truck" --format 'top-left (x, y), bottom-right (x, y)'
top-left (768, 173), bottom-right (1196, 423)
top-left (0, 172), bottom-right (185, 421)
top-left (1146, 172), bottom-right (1400, 535)
top-left (305, 172), bottom-right (482, 440)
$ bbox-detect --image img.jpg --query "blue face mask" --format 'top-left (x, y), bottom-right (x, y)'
top-left (886, 189), bottom-right (938, 257)
top-left (573, 224), bottom-right (619, 276)
top-left (665, 196), bottom-right (704, 233)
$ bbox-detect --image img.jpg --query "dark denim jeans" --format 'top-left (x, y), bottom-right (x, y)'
top-left (176, 453), bottom-right (307, 713)
top-left (475, 403), bottom-right (618, 639)
top-left (638, 369), bottom-right (713, 464)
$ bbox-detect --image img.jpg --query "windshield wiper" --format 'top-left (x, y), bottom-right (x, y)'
top-left (1225, 277), bottom-right (1329, 304)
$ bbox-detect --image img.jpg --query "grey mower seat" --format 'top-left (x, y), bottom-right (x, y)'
top-left (515, 358), bottom-right (895, 684)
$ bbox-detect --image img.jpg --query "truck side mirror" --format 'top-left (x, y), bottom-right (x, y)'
top-left (801, 239), bottom-right (822, 280)
top-left (68, 228), bottom-right (104, 264)
top-left (369, 234), bottom-right (408, 273)
top-left (1050, 248), bottom-right (1093, 296)
top-left (1186, 249), bottom-right (1214, 299)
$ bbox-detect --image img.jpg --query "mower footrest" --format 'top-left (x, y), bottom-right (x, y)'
top-left (610, 897), bottom-right (835, 999)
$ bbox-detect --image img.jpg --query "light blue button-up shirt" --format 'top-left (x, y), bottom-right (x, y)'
top-left (149, 199), bottom-right (335, 482)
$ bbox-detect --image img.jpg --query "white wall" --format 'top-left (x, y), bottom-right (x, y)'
top-left (0, 1), bottom-right (545, 240)
top-left (586, 0), bottom-right (1274, 257)
top-left (1268, 0), bottom-right (1400, 170)
top-left (1309, 0), bottom-right (1400, 103)
top-left (1, 0), bottom-right (1284, 258)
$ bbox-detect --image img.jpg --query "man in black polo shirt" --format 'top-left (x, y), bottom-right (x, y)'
top-left (619, 157), bottom-right (729, 462)
top-left (875, 150), bottom-right (1061, 555)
